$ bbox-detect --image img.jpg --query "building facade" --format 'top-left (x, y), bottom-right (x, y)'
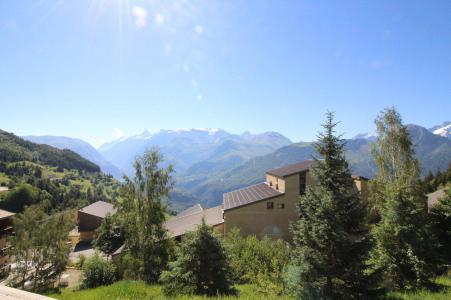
top-left (78, 201), bottom-right (116, 242)
top-left (0, 209), bottom-right (15, 276)
top-left (222, 160), bottom-right (367, 240)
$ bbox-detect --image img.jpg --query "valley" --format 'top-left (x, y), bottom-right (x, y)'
top-left (19, 122), bottom-right (451, 210)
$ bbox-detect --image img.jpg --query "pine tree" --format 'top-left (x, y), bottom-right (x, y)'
top-left (160, 221), bottom-right (235, 296)
top-left (368, 108), bottom-right (440, 290)
top-left (116, 148), bottom-right (173, 283)
top-left (291, 112), bottom-right (378, 299)
top-left (430, 189), bottom-right (451, 265)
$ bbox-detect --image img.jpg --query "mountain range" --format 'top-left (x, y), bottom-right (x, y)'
top-left (22, 122), bottom-right (451, 209)
top-left (97, 128), bottom-right (292, 177)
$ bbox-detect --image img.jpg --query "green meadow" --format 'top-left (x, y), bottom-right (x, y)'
top-left (46, 276), bottom-right (451, 300)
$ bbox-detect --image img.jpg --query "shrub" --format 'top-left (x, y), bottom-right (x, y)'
top-left (160, 221), bottom-right (236, 296)
top-left (224, 228), bottom-right (291, 295)
top-left (114, 252), bottom-right (144, 281)
top-left (76, 254), bottom-right (86, 270)
top-left (81, 253), bottom-right (117, 289)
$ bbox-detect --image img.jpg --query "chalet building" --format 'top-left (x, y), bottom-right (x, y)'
top-left (78, 201), bottom-right (116, 242)
top-left (223, 160), bottom-right (367, 239)
top-left (0, 208), bottom-right (15, 275)
top-left (164, 204), bottom-right (223, 240)
top-left (164, 160), bottom-right (367, 241)
top-left (83, 160), bottom-right (368, 252)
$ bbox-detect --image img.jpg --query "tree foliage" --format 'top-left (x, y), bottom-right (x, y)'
top-left (0, 184), bottom-right (42, 213)
top-left (0, 161), bottom-right (120, 213)
top-left (429, 189), bottom-right (451, 265)
top-left (368, 108), bottom-right (440, 290)
top-left (115, 148), bottom-right (173, 283)
top-left (81, 253), bottom-right (117, 289)
top-left (224, 228), bottom-right (290, 295)
top-left (160, 221), bottom-right (235, 296)
top-left (0, 129), bottom-right (100, 172)
top-left (422, 164), bottom-right (451, 194)
top-left (10, 205), bottom-right (71, 291)
top-left (93, 214), bottom-right (124, 257)
top-left (290, 112), bottom-right (378, 299)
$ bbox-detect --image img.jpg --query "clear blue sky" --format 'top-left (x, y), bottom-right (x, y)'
top-left (1, 1), bottom-right (450, 147)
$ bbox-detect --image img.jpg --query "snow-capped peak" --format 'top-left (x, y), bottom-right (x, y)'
top-left (163, 128), bottom-right (222, 135)
top-left (352, 132), bottom-right (377, 141)
top-left (130, 130), bottom-right (154, 140)
top-left (432, 123), bottom-right (451, 138)
top-left (431, 122), bottom-right (451, 139)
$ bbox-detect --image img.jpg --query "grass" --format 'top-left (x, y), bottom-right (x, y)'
top-left (0, 172), bottom-right (9, 186)
top-left (387, 276), bottom-right (451, 300)
top-left (46, 282), bottom-right (293, 300)
top-left (46, 276), bottom-right (451, 300)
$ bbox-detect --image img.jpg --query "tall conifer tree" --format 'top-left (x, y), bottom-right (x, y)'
top-left (368, 108), bottom-right (439, 289)
top-left (291, 112), bottom-right (377, 299)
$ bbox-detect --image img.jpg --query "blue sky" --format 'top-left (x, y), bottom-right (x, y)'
top-left (1, 0), bottom-right (450, 147)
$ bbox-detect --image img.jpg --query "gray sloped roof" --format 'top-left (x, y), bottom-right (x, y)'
top-left (176, 204), bottom-right (203, 218)
top-left (164, 205), bottom-right (223, 238)
top-left (223, 182), bottom-right (283, 211)
top-left (79, 201), bottom-right (116, 218)
top-left (266, 160), bottom-right (315, 178)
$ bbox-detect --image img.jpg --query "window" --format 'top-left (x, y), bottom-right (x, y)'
top-left (299, 171), bottom-right (306, 195)
top-left (269, 181), bottom-right (272, 187)
top-left (275, 183), bottom-right (279, 190)
top-left (277, 203), bottom-right (285, 209)
top-left (267, 202), bottom-right (274, 209)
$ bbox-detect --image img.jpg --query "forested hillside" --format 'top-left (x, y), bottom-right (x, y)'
top-left (24, 135), bottom-right (122, 178)
top-left (0, 130), bottom-right (100, 173)
top-left (0, 130), bottom-right (119, 213)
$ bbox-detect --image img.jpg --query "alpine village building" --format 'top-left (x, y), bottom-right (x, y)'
top-left (0, 209), bottom-right (15, 276)
top-left (77, 160), bottom-right (368, 242)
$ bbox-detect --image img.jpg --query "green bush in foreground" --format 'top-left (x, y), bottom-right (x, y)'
top-left (81, 253), bottom-right (117, 289)
top-left (224, 228), bottom-right (290, 295)
top-left (160, 221), bottom-right (236, 296)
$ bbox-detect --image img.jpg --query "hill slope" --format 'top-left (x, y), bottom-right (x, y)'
top-left (0, 130), bottom-right (100, 173)
top-left (24, 135), bottom-right (121, 178)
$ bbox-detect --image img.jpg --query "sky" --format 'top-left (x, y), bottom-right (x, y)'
top-left (1, 0), bottom-right (450, 148)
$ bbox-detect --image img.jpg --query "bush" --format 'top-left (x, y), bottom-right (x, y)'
top-left (224, 228), bottom-right (291, 295)
top-left (114, 252), bottom-right (144, 281)
top-left (81, 253), bottom-right (117, 289)
top-left (76, 254), bottom-right (86, 270)
top-left (160, 221), bottom-right (236, 296)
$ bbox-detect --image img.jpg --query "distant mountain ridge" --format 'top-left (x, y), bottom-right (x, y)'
top-left (353, 121), bottom-right (451, 141)
top-left (24, 135), bottom-right (122, 178)
top-left (97, 128), bottom-right (292, 177)
top-left (15, 122), bottom-right (451, 211)
top-left (176, 124), bottom-right (451, 208)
